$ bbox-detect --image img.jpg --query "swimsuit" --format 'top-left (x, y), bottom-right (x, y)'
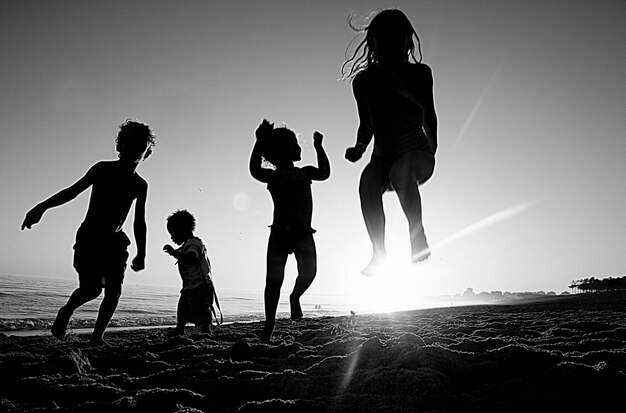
top-left (73, 224), bottom-right (130, 287)
top-left (267, 167), bottom-right (316, 252)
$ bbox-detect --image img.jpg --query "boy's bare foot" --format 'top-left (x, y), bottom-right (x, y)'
top-left (90, 336), bottom-right (111, 347)
top-left (289, 294), bottom-right (303, 320)
top-left (51, 307), bottom-right (71, 340)
top-left (257, 320), bottom-right (275, 343)
top-left (257, 328), bottom-right (273, 343)
top-left (168, 328), bottom-right (185, 337)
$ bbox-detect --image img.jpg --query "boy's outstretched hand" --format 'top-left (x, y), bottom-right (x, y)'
top-left (21, 205), bottom-right (45, 230)
top-left (163, 244), bottom-right (175, 256)
top-left (313, 131), bottom-right (324, 146)
top-left (255, 119), bottom-right (274, 141)
top-left (131, 255), bottom-right (145, 272)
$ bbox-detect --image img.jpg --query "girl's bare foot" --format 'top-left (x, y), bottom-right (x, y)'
top-left (361, 255), bottom-right (386, 277)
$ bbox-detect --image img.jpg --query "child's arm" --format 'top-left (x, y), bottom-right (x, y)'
top-left (303, 132), bottom-right (331, 181)
top-left (420, 66), bottom-right (438, 155)
top-left (249, 119), bottom-right (275, 183)
top-left (21, 165), bottom-right (96, 230)
top-left (130, 180), bottom-right (148, 272)
top-left (345, 75), bottom-right (373, 163)
top-left (163, 244), bottom-right (198, 264)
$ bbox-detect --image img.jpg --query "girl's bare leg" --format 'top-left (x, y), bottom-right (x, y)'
top-left (389, 151), bottom-right (435, 262)
top-left (359, 161), bottom-right (391, 275)
top-left (261, 235), bottom-right (288, 341)
top-left (290, 234), bottom-right (317, 319)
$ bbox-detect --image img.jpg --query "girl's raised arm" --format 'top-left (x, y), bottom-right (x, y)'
top-left (249, 120), bottom-right (275, 183)
top-left (305, 132), bottom-right (330, 181)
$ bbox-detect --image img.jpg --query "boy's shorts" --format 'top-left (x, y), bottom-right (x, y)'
top-left (73, 226), bottom-right (130, 288)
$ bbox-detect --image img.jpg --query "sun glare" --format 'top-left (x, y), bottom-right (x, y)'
top-left (344, 253), bottom-right (453, 315)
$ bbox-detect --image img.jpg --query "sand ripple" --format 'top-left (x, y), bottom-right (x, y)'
top-left (1, 293), bottom-right (625, 412)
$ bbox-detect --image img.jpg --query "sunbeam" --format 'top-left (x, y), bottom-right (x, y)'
top-left (432, 200), bottom-right (539, 251)
top-left (456, 53), bottom-right (508, 143)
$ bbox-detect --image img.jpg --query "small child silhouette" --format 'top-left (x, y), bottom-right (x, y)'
top-left (342, 9), bottom-right (439, 276)
top-left (250, 119), bottom-right (330, 341)
top-left (163, 209), bottom-right (217, 336)
top-left (21, 119), bottom-right (156, 345)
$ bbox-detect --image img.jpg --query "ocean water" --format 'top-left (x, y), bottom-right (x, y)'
top-left (0, 274), bottom-right (354, 334)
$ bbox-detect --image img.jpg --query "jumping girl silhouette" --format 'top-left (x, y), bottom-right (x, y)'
top-left (342, 9), bottom-right (438, 276)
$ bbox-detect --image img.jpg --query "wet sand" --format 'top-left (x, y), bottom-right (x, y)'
top-left (1, 292), bottom-right (625, 412)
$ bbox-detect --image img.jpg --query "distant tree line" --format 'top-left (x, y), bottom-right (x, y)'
top-left (569, 275), bottom-right (626, 294)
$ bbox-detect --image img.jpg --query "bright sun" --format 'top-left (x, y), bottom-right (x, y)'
top-left (343, 252), bottom-right (454, 314)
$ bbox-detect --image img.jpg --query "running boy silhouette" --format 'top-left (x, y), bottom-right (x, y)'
top-left (163, 209), bottom-right (216, 336)
top-left (342, 9), bottom-right (438, 276)
top-left (21, 119), bottom-right (156, 345)
top-left (250, 119), bottom-right (330, 341)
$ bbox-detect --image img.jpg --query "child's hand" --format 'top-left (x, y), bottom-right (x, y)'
top-left (313, 131), bottom-right (324, 146)
top-left (131, 255), bottom-right (145, 272)
top-left (21, 205), bottom-right (45, 230)
top-left (163, 244), bottom-right (175, 255)
top-left (345, 145), bottom-right (366, 163)
top-left (255, 119), bottom-right (274, 141)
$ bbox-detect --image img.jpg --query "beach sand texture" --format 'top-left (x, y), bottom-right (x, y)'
top-left (1, 293), bottom-right (625, 412)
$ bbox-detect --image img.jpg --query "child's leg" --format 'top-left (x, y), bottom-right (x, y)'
top-left (359, 160), bottom-right (391, 274)
top-left (262, 234), bottom-right (288, 340)
top-left (191, 284), bottom-right (214, 334)
top-left (290, 234), bottom-right (317, 320)
top-left (91, 282), bottom-right (122, 344)
top-left (389, 150), bottom-right (435, 262)
top-left (52, 283), bottom-right (102, 339)
top-left (170, 293), bottom-right (189, 335)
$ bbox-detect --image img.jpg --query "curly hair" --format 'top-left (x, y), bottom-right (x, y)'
top-left (167, 209), bottom-right (196, 232)
top-left (260, 126), bottom-right (298, 167)
top-left (341, 9), bottom-right (423, 80)
top-left (115, 119), bottom-right (157, 149)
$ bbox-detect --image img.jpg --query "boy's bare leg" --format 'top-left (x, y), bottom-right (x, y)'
top-left (359, 162), bottom-right (389, 275)
top-left (389, 151), bottom-right (435, 262)
top-left (91, 283), bottom-right (122, 345)
top-left (290, 235), bottom-right (317, 320)
top-left (52, 285), bottom-right (102, 339)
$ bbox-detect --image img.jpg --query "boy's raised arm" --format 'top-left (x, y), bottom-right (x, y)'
top-left (21, 166), bottom-right (96, 230)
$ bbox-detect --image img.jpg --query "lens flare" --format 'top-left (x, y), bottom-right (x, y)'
top-left (232, 192), bottom-right (250, 211)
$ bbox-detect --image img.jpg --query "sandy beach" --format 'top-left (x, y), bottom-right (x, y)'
top-left (1, 292), bottom-right (625, 412)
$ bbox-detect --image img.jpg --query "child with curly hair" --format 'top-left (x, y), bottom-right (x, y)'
top-left (249, 119), bottom-right (330, 341)
top-left (163, 209), bottom-right (217, 335)
top-left (22, 119), bottom-right (156, 345)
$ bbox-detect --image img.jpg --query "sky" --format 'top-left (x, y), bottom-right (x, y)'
top-left (2, 0), bottom-right (626, 306)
